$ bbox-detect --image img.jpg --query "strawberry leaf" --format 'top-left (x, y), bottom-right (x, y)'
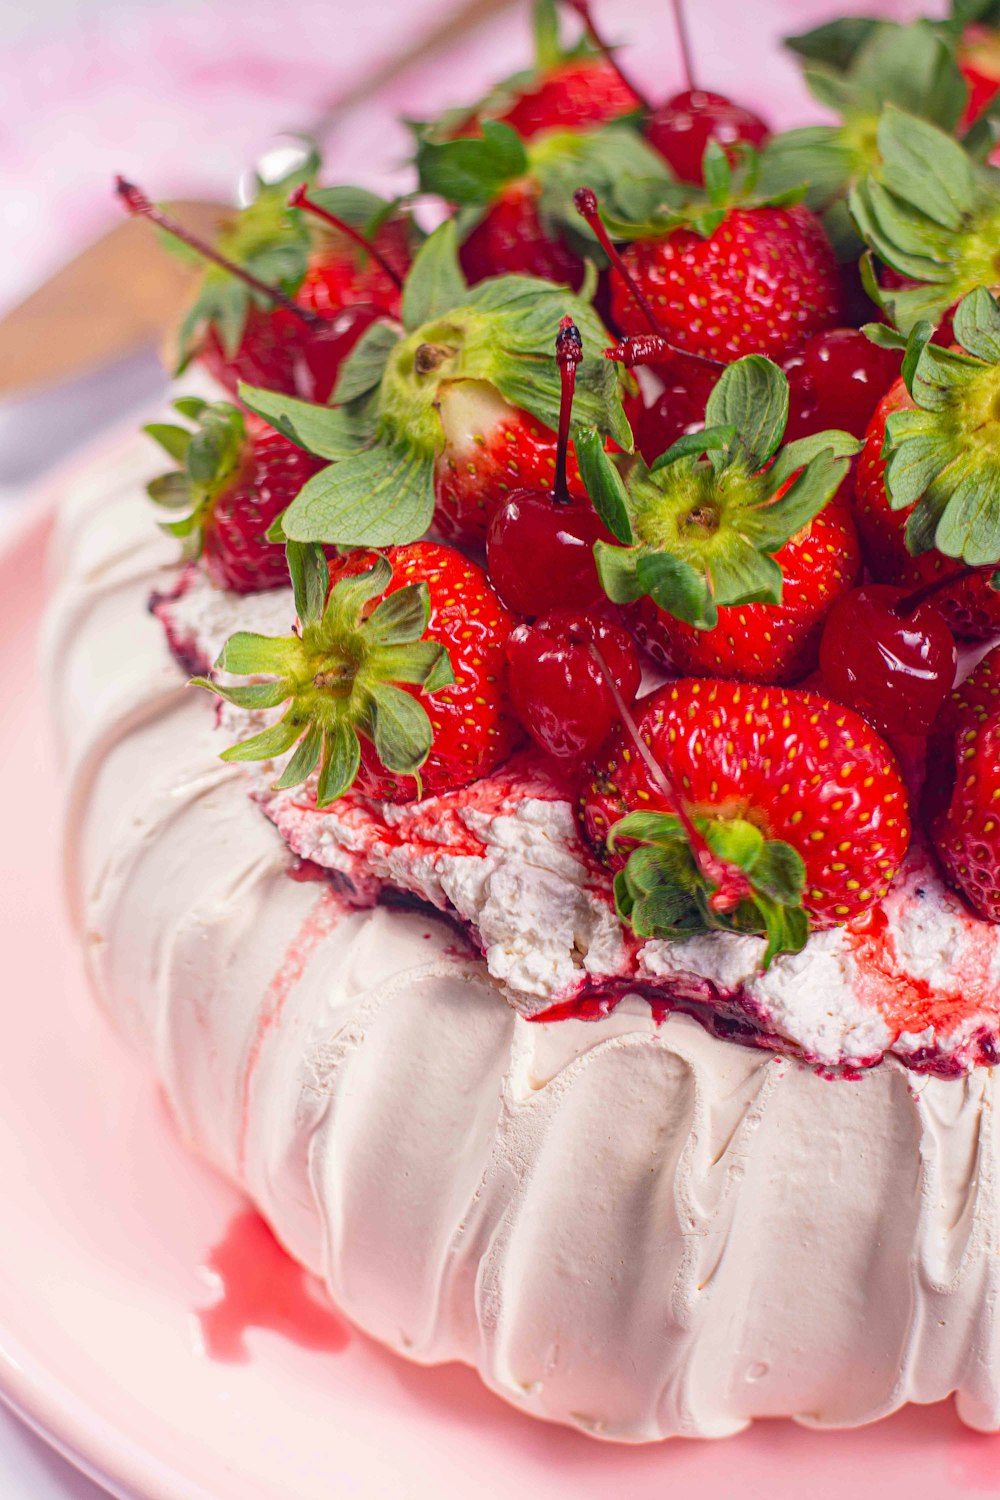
top-left (848, 108), bottom-right (1000, 333)
top-left (285, 540), bottom-right (328, 628)
top-left (414, 121), bottom-right (529, 207)
top-left (881, 285), bottom-right (1000, 565)
top-left (280, 445), bottom-right (436, 546)
top-left (400, 220), bottom-right (468, 333)
top-left (608, 810), bottom-right (808, 969)
top-left (238, 382), bottom-right (375, 460)
top-left (704, 356), bottom-right (789, 473)
top-left (575, 427), bottom-right (634, 542)
top-left (195, 552), bottom-right (454, 807)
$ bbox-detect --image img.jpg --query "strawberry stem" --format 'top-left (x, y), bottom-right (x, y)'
top-left (115, 176), bottom-right (320, 327)
top-left (288, 184), bottom-right (404, 290)
top-left (669, 0), bottom-right (696, 93)
top-left (560, 0), bottom-right (652, 111)
top-left (554, 315), bottom-right (583, 504)
top-left (588, 643), bottom-right (750, 911)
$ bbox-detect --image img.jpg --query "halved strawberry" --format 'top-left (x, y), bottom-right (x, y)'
top-left (144, 398), bottom-right (326, 593)
top-left (194, 541), bottom-right (518, 805)
top-left (433, 379), bottom-right (588, 542)
top-left (575, 354), bottom-right (860, 683)
top-left (853, 288), bottom-right (1000, 640)
top-left (238, 223), bottom-right (631, 550)
top-left (580, 678), bottom-right (911, 961)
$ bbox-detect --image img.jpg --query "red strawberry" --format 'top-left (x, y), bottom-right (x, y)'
top-left (459, 181), bottom-right (586, 289)
top-left (295, 212), bottom-right (408, 320)
top-left (494, 56), bottom-right (641, 140)
top-left (609, 203), bottom-right (842, 364)
top-left (248, 227), bottom-right (631, 554)
top-left (928, 645), bottom-right (1000, 923)
top-left (854, 377), bottom-right (1000, 641)
top-left (197, 541), bottom-right (519, 806)
top-left (577, 356), bottom-right (859, 686)
top-left (959, 25), bottom-right (1000, 126)
top-left (116, 171), bottom-right (410, 405)
top-left (326, 543), bottom-right (520, 800)
top-left (144, 399), bottom-right (325, 593)
top-left (433, 379), bottom-right (588, 544)
top-left (633, 493), bottom-right (861, 684)
top-left (580, 678), bottom-right (911, 941)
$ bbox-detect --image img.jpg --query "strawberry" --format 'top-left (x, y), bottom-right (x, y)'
top-left (496, 55), bottom-right (641, 140)
top-left (575, 355), bottom-right (860, 679)
top-left (928, 644), bottom-right (1000, 923)
top-left (433, 379), bottom-right (588, 543)
top-left (853, 289), bottom-right (1000, 641)
top-left (957, 25), bottom-right (1000, 125)
top-left (769, 22), bottom-right (969, 217)
top-left (609, 199), bottom-right (841, 365)
top-left (118, 166), bottom-right (412, 405)
top-left (144, 399), bottom-right (325, 593)
top-left (457, 180), bottom-right (587, 290)
top-left (238, 222), bottom-right (631, 551)
top-left (579, 678), bottom-right (912, 963)
top-left (415, 114), bottom-right (668, 289)
top-left (849, 109), bottom-right (1000, 336)
top-left (195, 541), bottom-right (519, 806)
top-left (633, 493), bottom-right (860, 684)
top-left (413, 2), bottom-right (665, 288)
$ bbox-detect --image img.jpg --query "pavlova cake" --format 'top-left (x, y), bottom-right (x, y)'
top-left (44, 0), bottom-right (1000, 1441)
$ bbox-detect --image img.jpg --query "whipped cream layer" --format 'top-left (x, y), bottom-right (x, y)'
top-left (157, 566), bottom-right (1000, 1076)
top-left (43, 408), bottom-right (1000, 1440)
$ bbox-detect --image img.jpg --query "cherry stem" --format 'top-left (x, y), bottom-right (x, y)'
top-left (288, 185), bottom-right (404, 290)
top-left (669, 0), bottom-right (696, 93)
top-left (560, 0), bottom-right (653, 111)
top-left (573, 187), bottom-right (723, 375)
top-left (587, 644), bottom-right (748, 911)
top-left (554, 315), bottom-right (583, 504)
top-left (893, 564), bottom-right (982, 619)
top-left (114, 177), bottom-right (320, 328)
top-left (574, 187), bottom-right (664, 337)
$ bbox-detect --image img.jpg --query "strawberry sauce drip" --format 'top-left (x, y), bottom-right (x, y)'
top-left (197, 1210), bottom-right (350, 1362)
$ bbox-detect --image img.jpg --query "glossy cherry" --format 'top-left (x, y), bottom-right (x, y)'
top-left (819, 582), bottom-right (958, 737)
top-left (506, 609), bottom-right (641, 763)
top-left (486, 317), bottom-right (613, 615)
top-left (783, 329), bottom-right (903, 443)
top-left (646, 90), bottom-right (769, 184)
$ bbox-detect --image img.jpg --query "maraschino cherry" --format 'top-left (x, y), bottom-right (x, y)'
top-left (573, 186), bottom-right (720, 456)
top-left (486, 318), bottom-right (613, 615)
top-left (783, 329), bottom-right (903, 443)
top-left (506, 609), bottom-right (641, 763)
top-left (819, 576), bottom-right (963, 737)
top-left (114, 176), bottom-right (375, 403)
top-left (564, 0), bottom-right (769, 185)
